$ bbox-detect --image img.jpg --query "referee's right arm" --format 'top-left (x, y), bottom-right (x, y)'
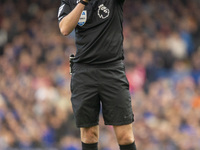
top-left (59, 0), bottom-right (89, 36)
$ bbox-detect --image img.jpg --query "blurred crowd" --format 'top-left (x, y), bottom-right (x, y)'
top-left (0, 0), bottom-right (200, 150)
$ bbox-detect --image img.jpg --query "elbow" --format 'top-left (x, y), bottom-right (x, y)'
top-left (59, 19), bottom-right (73, 36)
top-left (60, 27), bottom-right (70, 36)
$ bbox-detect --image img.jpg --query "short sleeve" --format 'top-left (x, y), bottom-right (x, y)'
top-left (58, 0), bottom-right (71, 23)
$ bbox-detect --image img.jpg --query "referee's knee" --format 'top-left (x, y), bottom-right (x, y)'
top-left (113, 124), bottom-right (135, 145)
top-left (117, 133), bottom-right (134, 145)
top-left (81, 125), bottom-right (99, 143)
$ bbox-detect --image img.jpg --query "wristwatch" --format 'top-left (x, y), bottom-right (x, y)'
top-left (79, 0), bottom-right (89, 6)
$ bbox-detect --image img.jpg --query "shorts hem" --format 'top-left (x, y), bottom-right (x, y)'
top-left (104, 119), bottom-right (134, 126)
top-left (76, 123), bottom-right (99, 128)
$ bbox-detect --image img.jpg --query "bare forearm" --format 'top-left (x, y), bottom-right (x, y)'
top-left (59, 1), bottom-right (89, 36)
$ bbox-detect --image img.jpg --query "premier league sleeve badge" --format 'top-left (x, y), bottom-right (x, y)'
top-left (78, 10), bottom-right (87, 26)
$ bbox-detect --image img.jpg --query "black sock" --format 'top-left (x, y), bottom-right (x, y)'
top-left (82, 142), bottom-right (98, 150)
top-left (119, 141), bottom-right (137, 150)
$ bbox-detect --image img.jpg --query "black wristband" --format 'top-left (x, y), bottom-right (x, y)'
top-left (79, 0), bottom-right (88, 6)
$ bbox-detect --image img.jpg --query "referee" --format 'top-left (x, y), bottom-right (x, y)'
top-left (58, 0), bottom-right (137, 150)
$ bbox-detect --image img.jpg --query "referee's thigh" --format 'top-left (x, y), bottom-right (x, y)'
top-left (98, 62), bottom-right (134, 126)
top-left (71, 67), bottom-right (100, 128)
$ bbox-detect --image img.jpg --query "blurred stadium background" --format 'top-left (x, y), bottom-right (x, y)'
top-left (0, 0), bottom-right (200, 149)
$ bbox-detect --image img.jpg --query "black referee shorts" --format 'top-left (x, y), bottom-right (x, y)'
top-left (70, 60), bottom-right (134, 128)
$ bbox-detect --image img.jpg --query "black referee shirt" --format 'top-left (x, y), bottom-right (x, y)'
top-left (58, 0), bottom-right (125, 64)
